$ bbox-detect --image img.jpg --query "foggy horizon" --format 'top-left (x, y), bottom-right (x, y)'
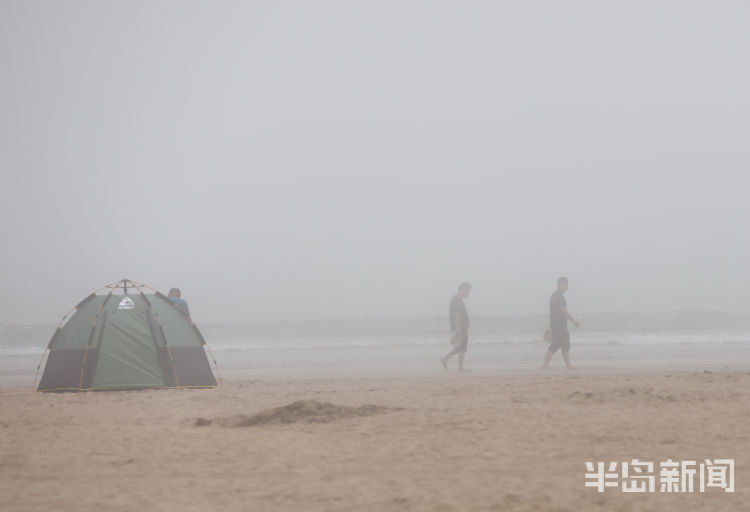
top-left (2, 1), bottom-right (749, 325)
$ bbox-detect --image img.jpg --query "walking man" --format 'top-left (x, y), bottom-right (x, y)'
top-left (441, 282), bottom-right (471, 371)
top-left (542, 276), bottom-right (579, 370)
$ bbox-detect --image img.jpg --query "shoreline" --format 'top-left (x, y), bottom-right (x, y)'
top-left (3, 340), bottom-right (750, 388)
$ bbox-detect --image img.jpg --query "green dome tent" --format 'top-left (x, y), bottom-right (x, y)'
top-left (36, 279), bottom-right (218, 392)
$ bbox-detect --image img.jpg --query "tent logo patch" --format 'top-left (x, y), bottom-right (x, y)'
top-left (118, 296), bottom-right (135, 310)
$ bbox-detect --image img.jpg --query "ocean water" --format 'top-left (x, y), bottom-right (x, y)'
top-left (2, 313), bottom-right (750, 386)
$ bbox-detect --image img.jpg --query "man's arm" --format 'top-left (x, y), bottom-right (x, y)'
top-left (173, 300), bottom-right (193, 324)
top-left (453, 311), bottom-right (462, 332)
top-left (562, 307), bottom-right (579, 327)
top-left (175, 304), bottom-right (192, 323)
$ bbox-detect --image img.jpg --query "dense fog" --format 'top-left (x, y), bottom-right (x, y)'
top-left (1, 1), bottom-right (748, 324)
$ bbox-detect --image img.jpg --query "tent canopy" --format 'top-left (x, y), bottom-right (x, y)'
top-left (37, 279), bottom-right (217, 392)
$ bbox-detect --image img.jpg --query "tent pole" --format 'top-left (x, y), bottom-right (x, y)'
top-left (34, 301), bottom-right (84, 391)
top-left (204, 343), bottom-right (223, 386)
top-left (31, 349), bottom-right (49, 391)
top-left (140, 292), bottom-right (181, 387)
top-left (77, 288), bottom-right (116, 391)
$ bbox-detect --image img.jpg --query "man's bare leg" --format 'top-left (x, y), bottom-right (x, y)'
top-left (562, 351), bottom-right (575, 370)
top-left (542, 349), bottom-right (555, 369)
top-left (441, 348), bottom-right (457, 369)
top-left (458, 351), bottom-right (465, 371)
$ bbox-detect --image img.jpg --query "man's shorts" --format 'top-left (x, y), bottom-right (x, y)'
top-left (455, 331), bottom-right (469, 353)
top-left (548, 330), bottom-right (570, 353)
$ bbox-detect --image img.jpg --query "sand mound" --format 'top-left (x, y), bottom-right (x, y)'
top-left (196, 400), bottom-right (397, 427)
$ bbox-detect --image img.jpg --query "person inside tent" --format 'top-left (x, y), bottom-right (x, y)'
top-left (168, 288), bottom-right (191, 322)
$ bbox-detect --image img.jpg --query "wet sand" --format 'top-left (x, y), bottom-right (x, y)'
top-left (1, 370), bottom-right (748, 511)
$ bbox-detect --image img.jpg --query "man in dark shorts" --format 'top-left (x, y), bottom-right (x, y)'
top-left (441, 282), bottom-right (471, 371)
top-left (542, 276), bottom-right (579, 370)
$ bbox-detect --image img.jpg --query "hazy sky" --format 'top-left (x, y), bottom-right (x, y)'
top-left (1, 1), bottom-right (748, 324)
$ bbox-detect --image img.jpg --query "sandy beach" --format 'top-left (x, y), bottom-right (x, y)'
top-left (1, 370), bottom-right (747, 512)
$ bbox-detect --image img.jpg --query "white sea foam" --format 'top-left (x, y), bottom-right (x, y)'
top-left (1, 318), bottom-right (748, 359)
top-left (206, 332), bottom-right (750, 352)
top-left (0, 346), bottom-right (45, 357)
